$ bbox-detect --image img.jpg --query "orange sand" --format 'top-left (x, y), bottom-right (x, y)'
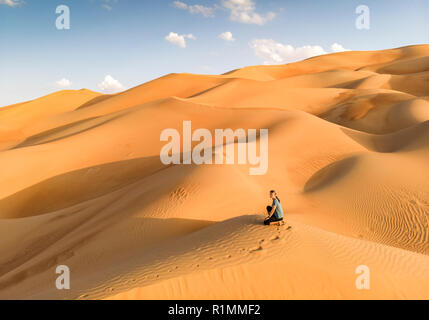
top-left (0, 45), bottom-right (428, 300)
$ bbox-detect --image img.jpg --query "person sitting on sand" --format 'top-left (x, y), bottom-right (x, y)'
top-left (264, 190), bottom-right (284, 226)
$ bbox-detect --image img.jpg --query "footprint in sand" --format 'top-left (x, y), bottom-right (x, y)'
top-left (271, 235), bottom-right (280, 241)
top-left (250, 246), bottom-right (263, 253)
top-left (170, 187), bottom-right (188, 202)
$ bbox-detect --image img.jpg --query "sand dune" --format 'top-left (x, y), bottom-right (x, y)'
top-left (0, 45), bottom-right (429, 300)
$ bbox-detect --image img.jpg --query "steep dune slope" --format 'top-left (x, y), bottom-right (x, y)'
top-left (0, 45), bottom-right (429, 300)
top-left (0, 90), bottom-right (101, 150)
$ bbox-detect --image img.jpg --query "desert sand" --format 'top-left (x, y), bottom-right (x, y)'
top-left (0, 44), bottom-right (428, 300)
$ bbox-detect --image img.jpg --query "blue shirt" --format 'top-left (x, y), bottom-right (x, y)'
top-left (272, 198), bottom-right (284, 219)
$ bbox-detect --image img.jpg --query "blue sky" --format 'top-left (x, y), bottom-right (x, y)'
top-left (1, 0), bottom-right (428, 106)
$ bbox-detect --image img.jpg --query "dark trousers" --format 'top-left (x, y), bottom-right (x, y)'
top-left (265, 206), bottom-right (283, 225)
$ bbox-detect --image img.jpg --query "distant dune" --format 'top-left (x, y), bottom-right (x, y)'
top-left (0, 45), bottom-right (429, 299)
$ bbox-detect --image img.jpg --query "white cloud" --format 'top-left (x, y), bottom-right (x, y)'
top-left (0, 0), bottom-right (23, 7)
top-left (55, 78), bottom-right (72, 88)
top-left (173, 1), bottom-right (187, 10)
top-left (173, 1), bottom-right (215, 17)
top-left (97, 75), bottom-right (125, 93)
top-left (331, 43), bottom-right (351, 52)
top-left (165, 32), bottom-right (196, 48)
top-left (102, 4), bottom-right (112, 11)
top-left (100, 0), bottom-right (118, 11)
top-left (250, 39), bottom-right (350, 64)
top-left (222, 0), bottom-right (276, 25)
top-left (219, 31), bottom-right (235, 42)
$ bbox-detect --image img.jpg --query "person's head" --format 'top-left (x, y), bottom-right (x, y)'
top-left (270, 190), bottom-right (280, 202)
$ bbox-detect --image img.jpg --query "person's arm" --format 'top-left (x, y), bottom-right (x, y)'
top-left (268, 205), bottom-right (277, 218)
